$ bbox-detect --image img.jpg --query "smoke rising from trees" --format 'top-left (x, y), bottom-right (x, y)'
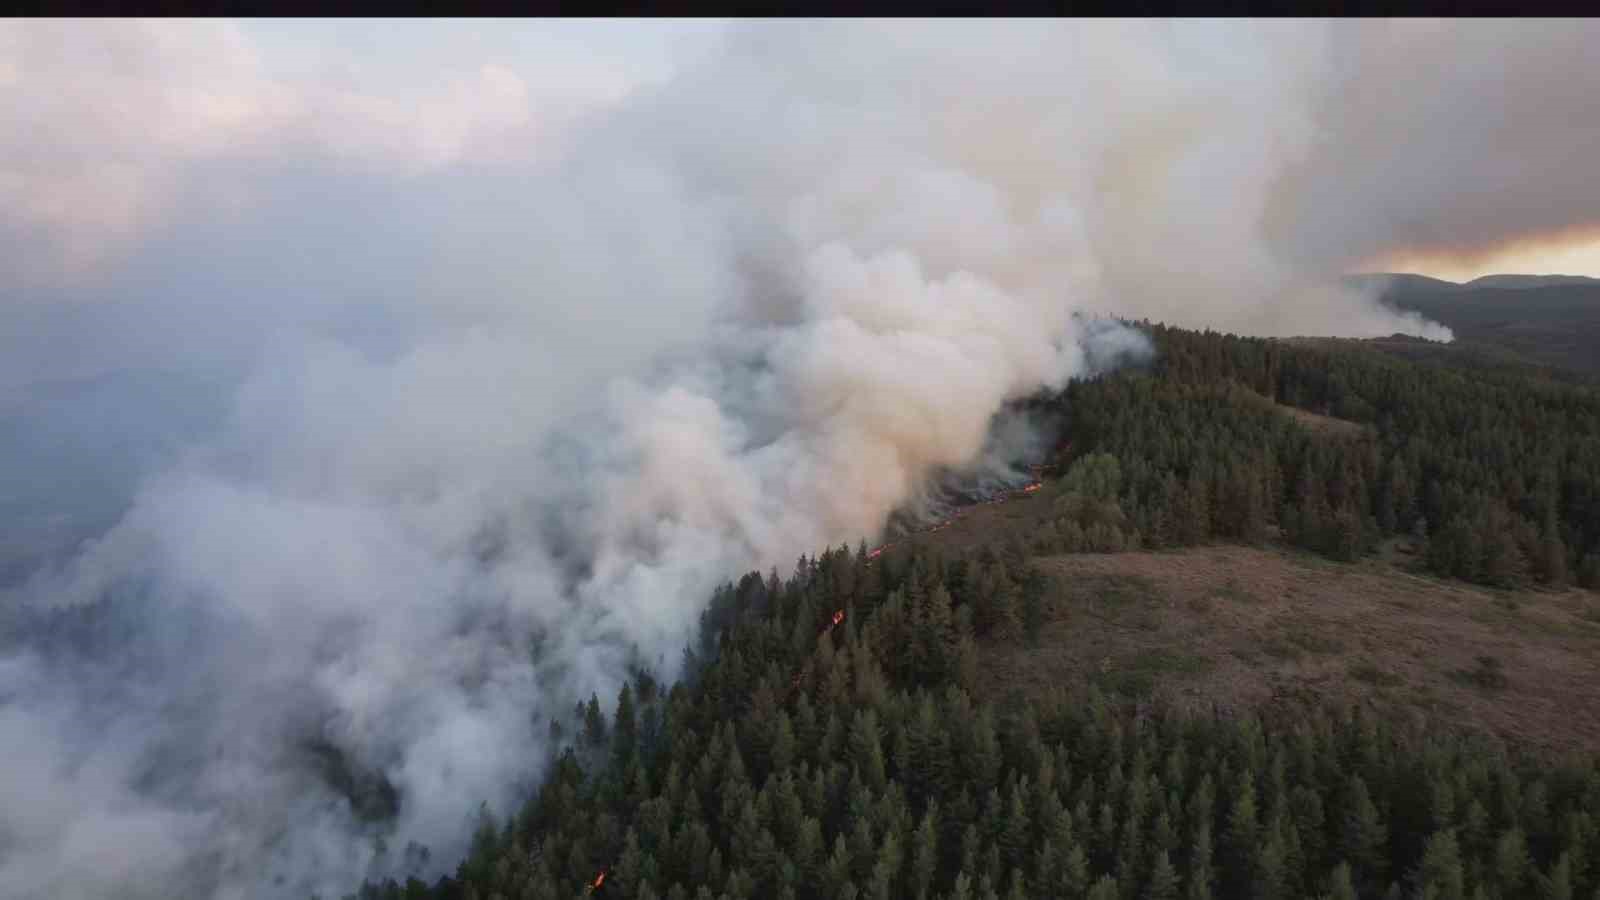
top-left (4, 18), bottom-right (1593, 899)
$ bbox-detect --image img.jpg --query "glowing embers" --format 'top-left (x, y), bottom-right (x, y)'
top-left (785, 610), bottom-right (848, 699)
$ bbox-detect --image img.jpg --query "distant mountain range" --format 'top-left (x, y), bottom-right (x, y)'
top-left (1460, 273), bottom-right (1600, 290)
top-left (1346, 272), bottom-right (1600, 293)
top-left (1345, 272), bottom-right (1600, 377)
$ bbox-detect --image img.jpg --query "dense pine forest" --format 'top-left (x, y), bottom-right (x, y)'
top-left (1347, 273), bottom-right (1600, 379)
top-left (1037, 323), bottom-right (1600, 589)
top-left (349, 324), bottom-right (1600, 900)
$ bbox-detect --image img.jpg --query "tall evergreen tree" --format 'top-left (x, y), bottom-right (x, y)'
top-left (1411, 829), bottom-right (1466, 900)
top-left (1146, 849), bottom-right (1180, 900)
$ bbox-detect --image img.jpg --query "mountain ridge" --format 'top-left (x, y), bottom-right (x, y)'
top-left (1348, 271), bottom-right (1600, 290)
top-left (1347, 271), bottom-right (1600, 375)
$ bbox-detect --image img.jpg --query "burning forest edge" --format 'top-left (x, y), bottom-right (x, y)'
top-left (867, 466), bottom-right (1051, 563)
top-left (352, 321), bottom-right (1600, 900)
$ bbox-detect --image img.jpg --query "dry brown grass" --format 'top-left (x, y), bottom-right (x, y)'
top-left (971, 544), bottom-right (1600, 756)
top-left (873, 423), bottom-right (1596, 754)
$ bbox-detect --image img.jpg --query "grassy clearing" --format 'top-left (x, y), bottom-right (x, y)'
top-left (974, 544), bottom-right (1600, 756)
top-left (1274, 401), bottom-right (1371, 437)
top-left (1256, 635), bottom-right (1304, 662)
top-left (1348, 661), bottom-right (1405, 688)
top-left (1209, 576), bottom-right (1260, 605)
top-left (1094, 647), bottom-right (1215, 699)
top-left (1285, 626), bottom-right (1345, 654)
top-left (1448, 655), bottom-right (1510, 692)
top-left (1075, 573), bottom-right (1165, 608)
top-left (917, 484), bottom-right (1600, 755)
top-left (1248, 626), bottom-right (1344, 663)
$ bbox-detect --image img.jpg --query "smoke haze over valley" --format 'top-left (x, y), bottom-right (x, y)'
top-left (2, 18), bottom-right (1598, 900)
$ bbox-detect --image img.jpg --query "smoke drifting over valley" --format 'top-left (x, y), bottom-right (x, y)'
top-left (2, 18), bottom-right (1595, 900)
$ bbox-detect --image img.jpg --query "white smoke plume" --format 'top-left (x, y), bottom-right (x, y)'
top-left (13, 16), bottom-right (1592, 899)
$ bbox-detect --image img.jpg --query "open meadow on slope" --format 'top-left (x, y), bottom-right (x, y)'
top-left (896, 378), bottom-right (1600, 757)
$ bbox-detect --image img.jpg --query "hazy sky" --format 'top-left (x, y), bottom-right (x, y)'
top-left (1365, 234), bottom-right (1600, 282)
top-left (213, 19), bottom-right (1600, 286)
top-left (237, 18), bottom-right (728, 97)
top-left (0, 18), bottom-right (733, 391)
top-left (228, 17), bottom-right (1600, 285)
top-left (4, 17), bottom-right (1595, 309)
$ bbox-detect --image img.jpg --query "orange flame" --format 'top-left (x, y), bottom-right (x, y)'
top-left (1022, 482), bottom-right (1041, 493)
top-left (593, 870), bottom-right (606, 889)
top-left (831, 610), bottom-right (845, 627)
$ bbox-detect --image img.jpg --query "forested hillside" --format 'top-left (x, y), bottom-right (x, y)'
top-left (349, 324), bottom-right (1600, 900)
top-left (1347, 274), bottom-right (1600, 377)
top-left (351, 547), bottom-right (1600, 900)
top-left (1033, 323), bottom-right (1600, 589)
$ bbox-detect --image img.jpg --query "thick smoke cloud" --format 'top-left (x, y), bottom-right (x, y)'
top-left (1266, 18), bottom-right (1600, 274)
top-left (6, 17), bottom-right (1589, 900)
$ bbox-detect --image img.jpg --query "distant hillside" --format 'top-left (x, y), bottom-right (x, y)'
top-left (1347, 272), bottom-right (1600, 293)
top-left (1344, 272), bottom-right (1462, 294)
top-left (1348, 272), bottom-right (1600, 376)
top-left (1464, 273), bottom-right (1600, 290)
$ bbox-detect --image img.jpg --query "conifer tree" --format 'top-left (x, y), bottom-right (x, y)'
top-left (911, 804), bottom-right (940, 900)
top-left (1539, 851), bottom-right (1573, 900)
top-left (584, 694), bottom-right (609, 749)
top-left (1225, 775), bottom-right (1260, 895)
top-left (1146, 849), bottom-right (1180, 900)
top-left (1493, 828), bottom-right (1531, 899)
top-left (614, 683), bottom-right (639, 765)
top-left (1062, 839), bottom-right (1092, 900)
top-left (869, 828), bottom-right (902, 900)
top-left (1185, 821), bottom-right (1215, 900)
top-left (1411, 829), bottom-right (1465, 900)
top-left (1088, 874), bottom-right (1122, 900)
top-left (849, 709), bottom-right (888, 793)
top-left (1254, 812), bottom-right (1290, 900)
top-left (1323, 862), bottom-right (1357, 900)
top-left (1340, 775), bottom-right (1387, 891)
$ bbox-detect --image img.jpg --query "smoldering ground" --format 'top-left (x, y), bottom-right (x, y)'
top-left (4, 17), bottom-right (1594, 900)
